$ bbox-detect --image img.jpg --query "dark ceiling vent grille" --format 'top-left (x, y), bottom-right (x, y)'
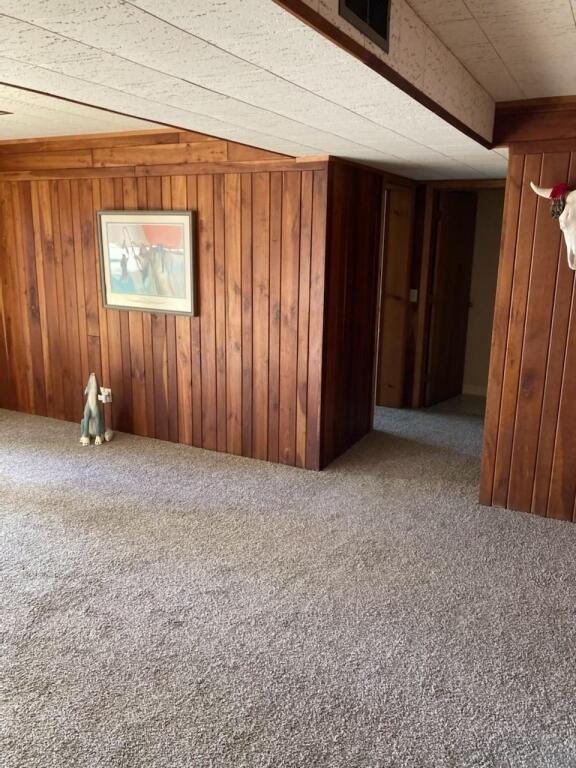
top-left (339, 0), bottom-right (391, 52)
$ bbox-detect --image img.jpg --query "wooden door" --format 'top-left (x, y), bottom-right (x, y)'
top-left (375, 187), bottom-right (416, 407)
top-left (425, 191), bottom-right (478, 406)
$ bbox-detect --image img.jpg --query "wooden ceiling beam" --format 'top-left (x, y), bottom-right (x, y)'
top-left (494, 96), bottom-right (576, 146)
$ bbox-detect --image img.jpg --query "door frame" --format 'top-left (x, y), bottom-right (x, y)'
top-left (411, 179), bottom-right (506, 408)
top-left (371, 184), bottom-right (389, 423)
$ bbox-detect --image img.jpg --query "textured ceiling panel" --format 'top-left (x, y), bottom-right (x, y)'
top-left (0, 0), bottom-right (507, 179)
top-left (0, 83), bottom-right (160, 139)
top-left (408, 0), bottom-right (576, 100)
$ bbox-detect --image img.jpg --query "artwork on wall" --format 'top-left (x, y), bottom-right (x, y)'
top-left (97, 210), bottom-right (196, 314)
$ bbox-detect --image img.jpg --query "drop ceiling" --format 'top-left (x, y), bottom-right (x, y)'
top-left (408, 0), bottom-right (576, 101)
top-left (0, 84), bottom-right (159, 139)
top-left (0, 0), bottom-right (508, 179)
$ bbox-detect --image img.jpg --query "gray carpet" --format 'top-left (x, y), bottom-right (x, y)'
top-left (2, 402), bottom-right (576, 768)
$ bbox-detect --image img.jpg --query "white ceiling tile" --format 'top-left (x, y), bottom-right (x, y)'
top-left (407, 0), bottom-right (472, 25)
top-left (432, 18), bottom-right (487, 48)
top-left (464, 0), bottom-right (570, 22)
top-left (0, 0), bottom-right (507, 179)
top-left (409, 0), bottom-right (576, 101)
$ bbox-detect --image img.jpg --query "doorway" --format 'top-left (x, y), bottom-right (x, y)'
top-left (374, 182), bottom-right (505, 420)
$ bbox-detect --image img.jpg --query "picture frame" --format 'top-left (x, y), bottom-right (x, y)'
top-left (97, 210), bottom-right (197, 316)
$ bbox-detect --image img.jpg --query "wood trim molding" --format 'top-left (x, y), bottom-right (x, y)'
top-left (271, 0), bottom-right (492, 150)
top-left (494, 96), bottom-right (576, 146)
top-left (0, 158), bottom-right (330, 182)
top-left (0, 128), bottom-right (182, 151)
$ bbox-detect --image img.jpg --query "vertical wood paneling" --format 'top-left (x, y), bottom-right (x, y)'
top-left (186, 175), bottom-right (203, 448)
top-left (213, 174), bottom-right (227, 453)
top-left (268, 172), bottom-right (282, 464)
top-left (0, 136), bottom-right (379, 472)
top-left (39, 180), bottom-right (66, 419)
top-left (146, 176), bottom-right (169, 441)
top-left (224, 173), bottom-right (243, 455)
top-left (161, 176), bottom-right (179, 443)
top-left (135, 177), bottom-right (154, 438)
top-left (100, 178), bottom-right (124, 431)
top-left (92, 179), bottom-right (111, 426)
top-left (123, 177), bottom-right (147, 438)
top-left (173, 175), bottom-right (193, 446)
top-left (18, 183), bottom-right (46, 415)
top-left (12, 184), bottom-right (35, 414)
top-left (548, 268), bottom-right (576, 520)
top-left (491, 154), bottom-right (542, 508)
top-left (306, 170), bottom-right (328, 471)
top-left (0, 183), bottom-right (18, 411)
top-left (251, 172), bottom-right (270, 461)
top-left (29, 182), bottom-right (52, 415)
top-left (296, 171), bottom-right (313, 468)
top-left (241, 174), bottom-right (253, 458)
top-left (481, 144), bottom-right (576, 521)
top-left (70, 179), bottom-right (89, 391)
top-left (507, 152), bottom-right (571, 510)
top-left (50, 181), bottom-right (73, 419)
top-left (479, 154), bottom-right (525, 505)
top-left (279, 172), bottom-right (301, 465)
top-left (532, 153), bottom-right (576, 515)
top-left (197, 174), bottom-right (217, 451)
top-left (320, 164), bottom-right (383, 467)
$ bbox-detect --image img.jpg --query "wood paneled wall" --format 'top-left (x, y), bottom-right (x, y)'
top-left (321, 162), bottom-right (383, 466)
top-left (480, 143), bottom-right (576, 520)
top-left (0, 130), bottom-right (384, 469)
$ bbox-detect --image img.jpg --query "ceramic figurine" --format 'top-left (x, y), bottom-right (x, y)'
top-left (80, 372), bottom-right (114, 445)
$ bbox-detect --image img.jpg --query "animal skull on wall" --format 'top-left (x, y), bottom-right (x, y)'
top-left (531, 182), bottom-right (576, 269)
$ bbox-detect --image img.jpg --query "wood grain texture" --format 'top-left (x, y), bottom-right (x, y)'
top-left (494, 98), bottom-right (576, 146)
top-left (376, 188), bottom-right (414, 408)
top-left (480, 143), bottom-right (576, 520)
top-left (0, 132), bottom-right (342, 469)
top-left (425, 191), bottom-right (478, 407)
top-left (320, 163), bottom-right (383, 467)
top-left (0, 129), bottom-right (322, 184)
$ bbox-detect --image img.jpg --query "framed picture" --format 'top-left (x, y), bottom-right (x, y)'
top-left (97, 210), bottom-right (196, 315)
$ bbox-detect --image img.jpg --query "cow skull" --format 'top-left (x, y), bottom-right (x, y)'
top-left (530, 181), bottom-right (576, 270)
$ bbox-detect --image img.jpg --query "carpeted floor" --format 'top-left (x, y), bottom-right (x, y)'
top-left (2, 402), bottom-right (576, 767)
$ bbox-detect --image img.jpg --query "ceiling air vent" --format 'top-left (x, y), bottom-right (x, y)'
top-left (339, 0), bottom-right (391, 53)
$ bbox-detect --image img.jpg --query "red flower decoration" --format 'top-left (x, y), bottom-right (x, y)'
top-left (550, 183), bottom-right (573, 199)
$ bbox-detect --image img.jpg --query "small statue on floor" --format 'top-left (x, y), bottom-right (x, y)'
top-left (80, 373), bottom-right (114, 446)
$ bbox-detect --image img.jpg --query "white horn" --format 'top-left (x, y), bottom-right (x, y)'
top-left (530, 181), bottom-right (553, 198)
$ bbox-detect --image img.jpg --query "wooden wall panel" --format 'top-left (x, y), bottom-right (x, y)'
top-left (0, 130), bottom-right (344, 470)
top-left (480, 142), bottom-right (576, 519)
top-left (0, 130), bottom-right (387, 471)
top-left (321, 163), bottom-right (383, 467)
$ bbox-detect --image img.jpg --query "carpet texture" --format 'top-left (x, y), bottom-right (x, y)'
top-left (2, 403), bottom-right (576, 767)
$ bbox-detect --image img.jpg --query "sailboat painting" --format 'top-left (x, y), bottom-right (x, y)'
top-left (97, 210), bottom-right (196, 315)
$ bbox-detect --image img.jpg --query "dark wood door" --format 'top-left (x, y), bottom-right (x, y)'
top-left (375, 187), bottom-right (415, 408)
top-left (425, 191), bottom-right (478, 406)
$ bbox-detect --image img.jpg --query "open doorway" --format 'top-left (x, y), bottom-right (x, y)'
top-left (373, 181), bottom-right (505, 427)
top-left (425, 187), bottom-right (504, 412)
